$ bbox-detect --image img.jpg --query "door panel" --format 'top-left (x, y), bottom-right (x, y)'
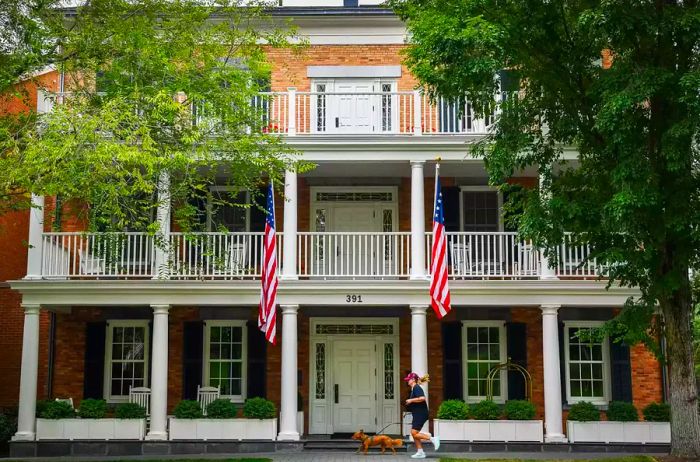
top-left (334, 80), bottom-right (374, 133)
top-left (332, 340), bottom-right (376, 432)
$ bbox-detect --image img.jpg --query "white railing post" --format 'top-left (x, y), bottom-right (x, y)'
top-left (25, 194), bottom-right (44, 280)
top-left (282, 169), bottom-right (298, 280)
top-left (287, 87), bottom-right (297, 136)
top-left (413, 90), bottom-right (422, 136)
top-left (153, 172), bottom-right (171, 280)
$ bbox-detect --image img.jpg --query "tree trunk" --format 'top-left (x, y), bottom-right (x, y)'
top-left (661, 280), bottom-right (700, 458)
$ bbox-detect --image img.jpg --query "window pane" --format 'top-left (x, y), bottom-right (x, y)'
top-left (592, 381), bottom-right (604, 397)
top-left (467, 328), bottom-right (477, 343)
top-left (231, 327), bottom-right (242, 342)
top-left (581, 364), bottom-right (591, 379)
top-left (571, 381), bottom-right (581, 397)
top-left (570, 363), bottom-right (580, 380)
top-left (478, 327), bottom-right (488, 343)
top-left (467, 344), bottom-right (477, 360)
top-left (592, 364), bottom-right (603, 380)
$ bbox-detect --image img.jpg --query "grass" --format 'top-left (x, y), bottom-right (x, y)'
top-left (440, 458), bottom-right (659, 462)
top-left (4, 459), bottom-right (271, 462)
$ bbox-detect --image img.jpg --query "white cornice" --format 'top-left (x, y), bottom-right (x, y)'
top-left (10, 279), bottom-right (639, 310)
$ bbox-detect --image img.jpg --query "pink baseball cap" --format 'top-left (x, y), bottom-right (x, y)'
top-left (403, 372), bottom-right (420, 382)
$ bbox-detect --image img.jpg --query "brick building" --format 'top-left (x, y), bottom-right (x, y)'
top-left (4, 1), bottom-right (665, 449)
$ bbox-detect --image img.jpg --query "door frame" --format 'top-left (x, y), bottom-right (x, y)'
top-left (308, 317), bottom-right (400, 435)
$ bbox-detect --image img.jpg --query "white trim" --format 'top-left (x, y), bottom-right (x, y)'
top-left (563, 321), bottom-right (611, 406)
top-left (461, 321), bottom-right (507, 403)
top-left (459, 186), bottom-right (504, 232)
top-left (307, 66), bottom-right (402, 79)
top-left (206, 186), bottom-right (251, 232)
top-left (202, 320), bottom-right (248, 403)
top-left (103, 320), bottom-right (151, 403)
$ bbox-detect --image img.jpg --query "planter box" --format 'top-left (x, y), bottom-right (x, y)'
top-left (36, 418), bottom-right (146, 440)
top-left (168, 418), bottom-right (277, 441)
top-left (433, 419), bottom-right (543, 442)
top-left (567, 421), bottom-right (670, 443)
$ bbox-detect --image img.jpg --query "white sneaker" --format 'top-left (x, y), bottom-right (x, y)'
top-left (411, 452), bottom-right (426, 459)
top-left (431, 436), bottom-right (441, 451)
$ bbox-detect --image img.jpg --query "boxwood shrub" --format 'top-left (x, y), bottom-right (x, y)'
top-left (77, 399), bottom-right (108, 419)
top-left (40, 401), bottom-right (75, 419)
top-left (173, 400), bottom-right (203, 419)
top-left (115, 402), bottom-right (146, 419)
top-left (471, 400), bottom-right (502, 420)
top-left (504, 400), bottom-right (536, 420)
top-left (606, 401), bottom-right (638, 422)
top-left (643, 402), bottom-right (670, 422)
top-left (0, 414), bottom-right (16, 443)
top-left (243, 397), bottom-right (276, 419)
top-left (567, 401), bottom-right (600, 422)
top-left (206, 399), bottom-right (238, 419)
top-left (436, 399), bottom-right (469, 420)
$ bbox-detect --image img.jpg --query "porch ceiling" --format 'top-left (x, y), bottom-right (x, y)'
top-left (11, 279), bottom-right (640, 310)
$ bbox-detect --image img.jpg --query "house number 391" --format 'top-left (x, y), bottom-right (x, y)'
top-left (346, 295), bottom-right (363, 303)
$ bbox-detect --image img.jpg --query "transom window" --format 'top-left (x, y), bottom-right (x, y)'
top-left (204, 321), bottom-right (247, 401)
top-left (564, 323), bottom-right (610, 405)
top-left (104, 321), bottom-right (149, 401)
top-left (462, 322), bottom-right (506, 402)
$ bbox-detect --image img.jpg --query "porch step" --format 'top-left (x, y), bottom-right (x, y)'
top-left (303, 439), bottom-right (409, 452)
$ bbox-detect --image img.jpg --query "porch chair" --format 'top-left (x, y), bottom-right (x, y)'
top-left (449, 242), bottom-right (472, 277)
top-left (54, 397), bottom-right (74, 409)
top-left (78, 248), bottom-right (106, 275)
top-left (197, 385), bottom-right (220, 416)
top-left (213, 242), bottom-right (246, 276)
top-left (514, 242), bottom-right (538, 278)
top-left (128, 386), bottom-right (151, 416)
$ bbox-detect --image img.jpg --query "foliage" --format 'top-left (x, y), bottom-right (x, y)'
top-left (115, 402), bottom-right (146, 419)
top-left (391, 0), bottom-right (700, 455)
top-left (35, 399), bottom-right (51, 418)
top-left (0, 413), bottom-right (16, 443)
top-left (77, 399), bottom-right (108, 419)
top-left (40, 400), bottom-right (75, 419)
top-left (0, 0), bottom-right (310, 227)
top-left (470, 400), bottom-right (501, 420)
top-left (436, 399), bottom-right (470, 420)
top-left (503, 400), bottom-right (536, 420)
top-left (173, 400), bottom-right (203, 419)
top-left (567, 402), bottom-right (601, 422)
top-left (606, 402), bottom-right (638, 422)
top-left (242, 397), bottom-right (276, 420)
top-left (206, 399), bottom-right (238, 419)
top-left (643, 402), bottom-right (671, 422)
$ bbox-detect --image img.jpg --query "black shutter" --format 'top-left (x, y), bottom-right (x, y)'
top-left (559, 322), bottom-right (567, 405)
top-left (247, 321), bottom-right (268, 399)
top-left (443, 186), bottom-right (460, 232)
top-left (506, 322), bottom-right (527, 400)
top-left (249, 187), bottom-right (267, 232)
top-left (442, 322), bottom-right (463, 400)
top-left (610, 339), bottom-right (633, 402)
top-left (182, 321), bottom-right (204, 400)
top-left (83, 322), bottom-right (107, 399)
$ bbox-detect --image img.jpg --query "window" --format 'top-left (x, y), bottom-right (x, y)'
top-left (564, 322), bottom-right (610, 405)
top-left (461, 188), bottom-right (501, 232)
top-left (104, 321), bottom-right (149, 402)
top-left (204, 321), bottom-right (247, 401)
top-left (462, 322), bottom-right (506, 402)
top-left (208, 188), bottom-right (249, 232)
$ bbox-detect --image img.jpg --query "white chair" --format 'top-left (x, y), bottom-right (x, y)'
top-left (78, 248), bottom-right (106, 275)
top-left (128, 386), bottom-right (151, 416)
top-left (197, 385), bottom-right (220, 416)
top-left (515, 242), bottom-right (538, 277)
top-left (54, 397), bottom-right (74, 409)
top-left (450, 242), bottom-right (472, 276)
top-left (226, 243), bottom-right (246, 274)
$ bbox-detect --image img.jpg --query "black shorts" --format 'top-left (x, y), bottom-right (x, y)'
top-left (411, 411), bottom-right (429, 431)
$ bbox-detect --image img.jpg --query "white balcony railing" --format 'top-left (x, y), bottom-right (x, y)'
top-left (297, 232), bottom-right (411, 279)
top-left (38, 231), bottom-right (600, 280)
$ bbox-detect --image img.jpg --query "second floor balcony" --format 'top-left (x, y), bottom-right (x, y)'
top-left (39, 231), bottom-right (598, 281)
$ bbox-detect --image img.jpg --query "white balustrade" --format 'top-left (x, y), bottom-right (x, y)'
top-left (297, 232), bottom-right (411, 279)
top-left (555, 233), bottom-right (598, 277)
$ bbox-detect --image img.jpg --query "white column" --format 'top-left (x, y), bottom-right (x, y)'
top-left (413, 90), bottom-right (422, 136)
top-left (25, 194), bottom-right (44, 279)
top-left (152, 173), bottom-right (171, 280)
top-left (410, 305), bottom-right (429, 393)
top-left (146, 305), bottom-right (169, 440)
top-left (287, 87), bottom-right (297, 136)
top-left (281, 169), bottom-right (298, 280)
top-left (410, 161), bottom-right (427, 280)
top-left (13, 305), bottom-right (41, 441)
top-left (539, 171), bottom-right (558, 280)
top-left (278, 305), bottom-right (299, 440)
top-left (541, 304), bottom-right (566, 442)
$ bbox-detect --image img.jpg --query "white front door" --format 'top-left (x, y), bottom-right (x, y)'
top-left (332, 339), bottom-right (377, 432)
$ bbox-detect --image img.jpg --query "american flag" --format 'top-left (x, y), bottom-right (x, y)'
top-left (429, 165), bottom-right (451, 319)
top-left (258, 182), bottom-right (278, 344)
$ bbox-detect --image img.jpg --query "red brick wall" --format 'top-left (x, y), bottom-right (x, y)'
top-left (630, 343), bottom-right (663, 413)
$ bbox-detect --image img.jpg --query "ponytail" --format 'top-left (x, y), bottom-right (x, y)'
top-left (418, 374), bottom-right (430, 385)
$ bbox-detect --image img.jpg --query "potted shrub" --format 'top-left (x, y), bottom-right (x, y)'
top-left (36, 399), bottom-right (146, 440)
top-left (567, 401), bottom-right (669, 443)
top-left (169, 397), bottom-right (277, 441)
top-left (433, 399), bottom-right (469, 440)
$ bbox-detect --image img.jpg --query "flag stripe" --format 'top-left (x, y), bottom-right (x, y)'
top-left (259, 182), bottom-right (278, 344)
top-left (430, 166), bottom-right (452, 319)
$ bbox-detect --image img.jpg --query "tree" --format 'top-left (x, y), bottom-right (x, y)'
top-left (391, 0), bottom-right (700, 457)
top-left (0, 0), bottom-right (307, 230)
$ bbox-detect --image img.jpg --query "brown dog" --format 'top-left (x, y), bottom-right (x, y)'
top-left (352, 429), bottom-right (404, 455)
